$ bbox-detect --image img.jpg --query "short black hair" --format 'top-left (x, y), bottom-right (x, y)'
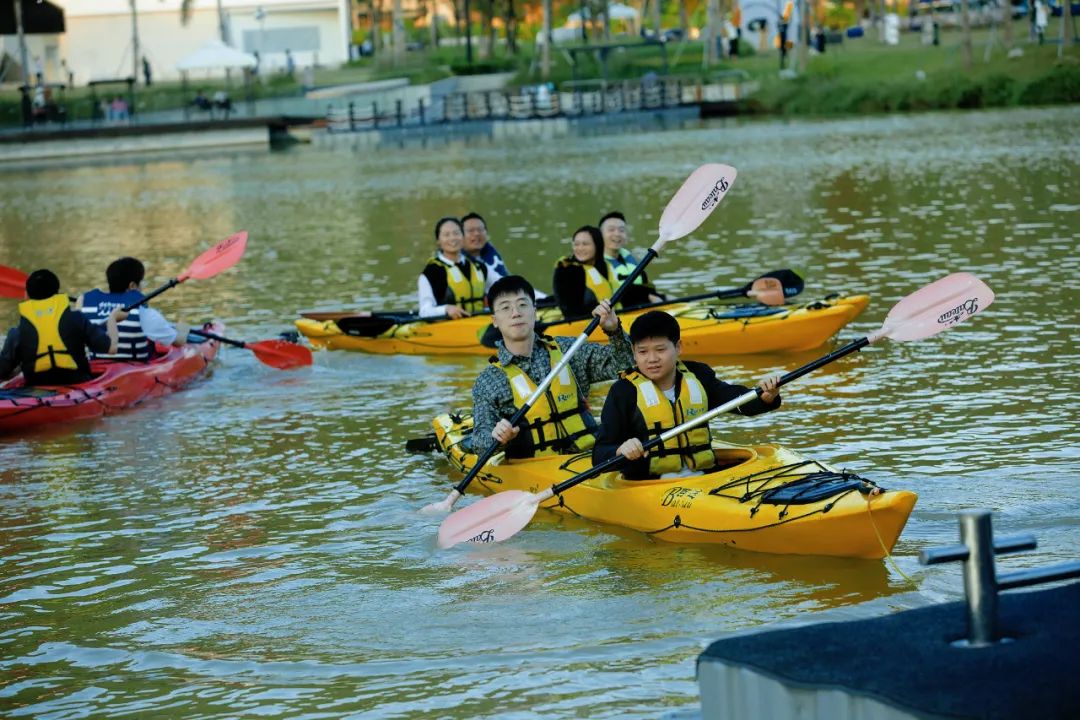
top-left (488, 275), bottom-right (535, 306)
top-left (461, 212), bottom-right (486, 228)
top-left (26, 269), bottom-right (60, 300)
top-left (434, 216), bottom-right (463, 240)
top-left (571, 225), bottom-right (606, 269)
top-left (599, 211), bottom-right (626, 228)
top-left (106, 257), bottom-right (145, 293)
top-left (629, 311), bottom-right (680, 345)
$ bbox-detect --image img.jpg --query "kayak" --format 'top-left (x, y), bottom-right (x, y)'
top-left (431, 413), bottom-right (917, 560)
top-left (296, 294), bottom-right (871, 357)
top-left (0, 322), bottom-right (222, 435)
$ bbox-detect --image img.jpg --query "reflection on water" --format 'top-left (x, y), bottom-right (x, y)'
top-left (1, 106), bottom-right (1078, 718)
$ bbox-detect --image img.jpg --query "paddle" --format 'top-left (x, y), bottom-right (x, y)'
top-left (0, 233), bottom-right (247, 308)
top-left (419, 163), bottom-right (739, 515)
top-left (189, 328), bottom-right (313, 370)
top-left (537, 269), bottom-right (805, 332)
top-left (436, 272), bottom-right (996, 549)
top-left (122, 231), bottom-right (248, 311)
top-left (0, 265), bottom-right (27, 299)
top-left (303, 271), bottom-right (802, 339)
top-left (405, 434), bottom-right (440, 453)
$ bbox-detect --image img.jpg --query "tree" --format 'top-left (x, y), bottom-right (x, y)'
top-left (180, 0), bottom-right (228, 43)
top-left (542, 0), bottom-right (552, 77)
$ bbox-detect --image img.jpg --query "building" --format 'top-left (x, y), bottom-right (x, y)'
top-left (11, 0), bottom-right (353, 85)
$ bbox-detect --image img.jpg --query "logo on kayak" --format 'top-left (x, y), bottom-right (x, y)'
top-left (662, 487), bottom-right (701, 509)
top-left (468, 528), bottom-right (496, 543)
top-left (937, 297), bottom-right (979, 326)
top-left (700, 178), bottom-right (730, 212)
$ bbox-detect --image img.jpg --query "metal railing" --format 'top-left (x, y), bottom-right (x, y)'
top-left (325, 76), bottom-right (735, 133)
top-left (920, 509), bottom-right (1080, 647)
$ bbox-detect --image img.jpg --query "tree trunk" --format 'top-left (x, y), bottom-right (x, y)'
top-left (797, 0), bottom-right (807, 71)
top-left (1064, 0), bottom-right (1074, 49)
top-left (1003, 0), bottom-right (1013, 49)
top-left (429, 0), bottom-right (439, 49)
top-left (542, 0), bottom-right (552, 77)
top-left (480, 0), bottom-right (494, 58)
top-left (506, 0), bottom-right (518, 54)
top-left (602, 0), bottom-right (611, 41)
top-left (651, 0), bottom-right (663, 36)
top-left (679, 0), bottom-right (688, 33)
top-left (960, 0), bottom-right (972, 69)
top-left (392, 0), bottom-right (404, 63)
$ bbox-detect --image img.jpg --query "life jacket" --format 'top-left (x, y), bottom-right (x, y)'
top-left (605, 247), bottom-right (645, 285)
top-left (494, 339), bottom-right (595, 456)
top-left (556, 257), bottom-right (616, 313)
top-left (80, 288), bottom-right (152, 360)
top-left (423, 255), bottom-right (487, 314)
top-left (625, 362), bottom-right (716, 476)
top-left (18, 295), bottom-right (78, 373)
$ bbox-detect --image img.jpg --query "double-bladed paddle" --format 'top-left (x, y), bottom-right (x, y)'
top-left (189, 328), bottom-right (313, 370)
top-left (121, 231), bottom-right (248, 311)
top-left (536, 269), bottom-right (805, 332)
top-left (0, 233), bottom-right (309, 370)
top-left (436, 272), bottom-right (996, 549)
top-left (303, 270), bottom-right (803, 340)
top-left (419, 163), bottom-right (739, 515)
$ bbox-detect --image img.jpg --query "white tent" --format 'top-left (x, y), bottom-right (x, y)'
top-left (176, 40), bottom-right (257, 72)
top-left (566, 3), bottom-right (640, 23)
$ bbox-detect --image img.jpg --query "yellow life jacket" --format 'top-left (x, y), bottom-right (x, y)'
top-left (583, 263), bottom-right (614, 304)
top-left (496, 339), bottom-right (595, 456)
top-left (19, 295), bottom-right (78, 373)
top-left (626, 362), bottom-right (715, 476)
top-left (428, 256), bottom-right (486, 314)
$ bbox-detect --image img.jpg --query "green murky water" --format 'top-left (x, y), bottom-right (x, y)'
top-left (1, 106), bottom-right (1078, 718)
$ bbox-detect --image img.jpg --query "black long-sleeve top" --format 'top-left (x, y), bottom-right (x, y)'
top-left (592, 360), bottom-right (781, 479)
top-left (552, 257), bottom-right (656, 320)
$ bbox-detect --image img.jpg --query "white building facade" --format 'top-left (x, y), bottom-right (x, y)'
top-left (26, 0), bottom-right (352, 85)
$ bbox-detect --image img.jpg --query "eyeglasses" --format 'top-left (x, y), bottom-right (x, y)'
top-left (493, 300), bottom-right (534, 315)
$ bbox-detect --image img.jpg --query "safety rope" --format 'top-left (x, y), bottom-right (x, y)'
top-left (865, 497), bottom-right (918, 587)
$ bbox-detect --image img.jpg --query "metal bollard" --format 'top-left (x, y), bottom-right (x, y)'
top-left (920, 509), bottom-right (1080, 648)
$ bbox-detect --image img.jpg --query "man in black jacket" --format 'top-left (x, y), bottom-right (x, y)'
top-left (592, 311), bottom-right (781, 480)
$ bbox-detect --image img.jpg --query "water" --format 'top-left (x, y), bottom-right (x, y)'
top-left (1, 106), bottom-right (1078, 718)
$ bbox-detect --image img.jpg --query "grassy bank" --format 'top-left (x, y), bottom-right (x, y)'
top-left (1, 17), bottom-right (1076, 128)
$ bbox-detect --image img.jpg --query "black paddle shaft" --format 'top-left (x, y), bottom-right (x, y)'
top-left (548, 335), bottom-right (872, 497)
top-left (538, 269), bottom-right (804, 331)
top-left (122, 278), bottom-right (180, 312)
top-left (189, 328), bottom-right (247, 349)
top-left (452, 248), bottom-right (660, 495)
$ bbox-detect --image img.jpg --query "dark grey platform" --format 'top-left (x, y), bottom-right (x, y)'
top-left (698, 581), bottom-right (1079, 720)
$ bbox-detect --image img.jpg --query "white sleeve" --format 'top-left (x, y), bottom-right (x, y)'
top-left (483, 266), bottom-right (498, 293)
top-left (139, 306), bottom-right (178, 345)
top-left (417, 274), bottom-right (447, 319)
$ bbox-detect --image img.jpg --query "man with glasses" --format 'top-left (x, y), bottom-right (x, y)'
top-left (470, 275), bottom-right (632, 459)
top-left (462, 212), bottom-right (510, 280)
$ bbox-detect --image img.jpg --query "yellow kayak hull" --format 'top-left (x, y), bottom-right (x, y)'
top-left (297, 294), bottom-right (870, 356)
top-left (433, 413), bottom-right (916, 560)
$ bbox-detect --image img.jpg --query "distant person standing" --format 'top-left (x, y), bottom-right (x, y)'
top-left (284, 49), bottom-right (296, 78)
top-left (1035, 0), bottom-right (1048, 44)
top-left (32, 55), bottom-right (43, 85)
top-left (142, 56), bottom-right (152, 86)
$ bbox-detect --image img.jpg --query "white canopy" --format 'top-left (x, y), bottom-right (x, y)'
top-left (176, 40), bottom-right (257, 72)
top-left (567, 3), bottom-right (640, 22)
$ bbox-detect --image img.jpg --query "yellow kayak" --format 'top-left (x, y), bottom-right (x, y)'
top-left (297, 294), bottom-right (870, 356)
top-left (432, 413), bottom-right (917, 560)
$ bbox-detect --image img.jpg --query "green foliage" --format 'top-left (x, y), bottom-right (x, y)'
top-left (1018, 62), bottom-right (1080, 105)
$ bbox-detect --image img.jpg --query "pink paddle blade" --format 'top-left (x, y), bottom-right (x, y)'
top-left (748, 277), bottom-right (785, 306)
top-left (437, 490), bottom-right (541, 549)
top-left (249, 339), bottom-right (313, 370)
top-left (874, 272), bottom-right (996, 343)
top-left (656, 164), bottom-right (737, 243)
top-left (0, 265), bottom-right (29, 299)
top-left (179, 231), bottom-right (248, 281)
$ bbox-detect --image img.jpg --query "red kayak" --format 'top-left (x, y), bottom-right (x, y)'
top-left (0, 322), bottom-right (222, 435)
